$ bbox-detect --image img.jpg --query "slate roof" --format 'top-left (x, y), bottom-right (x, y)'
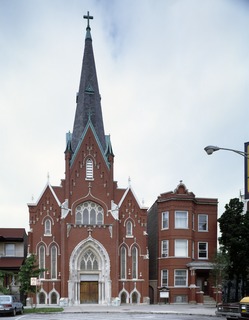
top-left (71, 20), bottom-right (106, 153)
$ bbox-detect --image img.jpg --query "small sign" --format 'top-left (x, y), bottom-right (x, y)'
top-left (30, 277), bottom-right (37, 286)
top-left (160, 291), bottom-right (169, 298)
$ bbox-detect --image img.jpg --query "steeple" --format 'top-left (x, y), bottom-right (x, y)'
top-left (71, 12), bottom-right (106, 153)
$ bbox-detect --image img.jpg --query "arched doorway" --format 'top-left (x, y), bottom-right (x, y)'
top-left (69, 236), bottom-right (111, 305)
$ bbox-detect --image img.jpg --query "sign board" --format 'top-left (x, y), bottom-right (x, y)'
top-left (160, 291), bottom-right (169, 298)
top-left (30, 277), bottom-right (37, 286)
top-left (245, 142), bottom-right (249, 200)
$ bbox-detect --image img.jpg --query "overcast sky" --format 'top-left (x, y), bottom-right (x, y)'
top-left (1, 0), bottom-right (249, 231)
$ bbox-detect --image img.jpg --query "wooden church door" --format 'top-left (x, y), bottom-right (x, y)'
top-left (80, 281), bottom-right (98, 303)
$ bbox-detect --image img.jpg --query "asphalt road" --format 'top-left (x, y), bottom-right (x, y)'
top-left (7, 313), bottom-right (221, 320)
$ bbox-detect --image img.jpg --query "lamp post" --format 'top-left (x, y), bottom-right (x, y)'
top-left (204, 143), bottom-right (249, 199)
top-left (204, 145), bottom-right (249, 159)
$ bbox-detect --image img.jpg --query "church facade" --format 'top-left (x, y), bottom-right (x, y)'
top-left (27, 14), bottom-right (218, 306)
top-left (27, 14), bottom-right (149, 306)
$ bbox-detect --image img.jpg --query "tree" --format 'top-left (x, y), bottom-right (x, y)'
top-left (209, 250), bottom-right (229, 302)
top-left (0, 271), bottom-right (13, 295)
top-left (218, 198), bottom-right (249, 301)
top-left (18, 254), bottom-right (45, 297)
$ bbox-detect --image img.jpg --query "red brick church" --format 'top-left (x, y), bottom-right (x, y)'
top-left (27, 13), bottom-right (218, 306)
top-left (27, 13), bottom-right (149, 306)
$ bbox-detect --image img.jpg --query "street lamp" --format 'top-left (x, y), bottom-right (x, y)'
top-left (204, 143), bottom-right (249, 200)
top-left (204, 145), bottom-right (249, 159)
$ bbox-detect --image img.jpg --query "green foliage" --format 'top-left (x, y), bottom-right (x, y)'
top-left (218, 198), bottom-right (249, 301)
top-left (0, 271), bottom-right (13, 294)
top-left (18, 254), bottom-right (45, 295)
top-left (210, 250), bottom-right (229, 284)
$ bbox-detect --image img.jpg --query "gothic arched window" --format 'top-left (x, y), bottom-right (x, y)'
top-left (39, 245), bottom-right (45, 279)
top-left (132, 246), bottom-right (138, 279)
top-left (51, 292), bottom-right (57, 304)
top-left (51, 245), bottom-right (57, 279)
top-left (120, 246), bottom-right (127, 279)
top-left (39, 292), bottom-right (46, 304)
top-left (126, 221), bottom-right (133, 236)
top-left (44, 219), bottom-right (51, 235)
top-left (75, 201), bottom-right (103, 225)
top-left (80, 249), bottom-right (99, 270)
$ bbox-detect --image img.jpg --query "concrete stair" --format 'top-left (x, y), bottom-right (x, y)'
top-left (203, 295), bottom-right (216, 305)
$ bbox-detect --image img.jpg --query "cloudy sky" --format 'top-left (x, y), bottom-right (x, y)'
top-left (1, 0), bottom-right (249, 231)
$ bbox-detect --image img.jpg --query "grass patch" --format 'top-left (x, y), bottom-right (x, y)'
top-left (24, 307), bottom-right (64, 314)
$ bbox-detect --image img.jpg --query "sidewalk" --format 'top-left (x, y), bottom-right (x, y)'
top-left (63, 303), bottom-right (217, 316)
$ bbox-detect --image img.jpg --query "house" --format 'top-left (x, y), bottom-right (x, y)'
top-left (27, 13), bottom-right (149, 306)
top-left (0, 228), bottom-right (27, 298)
top-left (147, 182), bottom-right (218, 304)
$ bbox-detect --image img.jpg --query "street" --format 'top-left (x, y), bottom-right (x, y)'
top-left (5, 313), bottom-right (221, 320)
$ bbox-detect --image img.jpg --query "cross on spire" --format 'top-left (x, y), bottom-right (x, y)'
top-left (84, 11), bottom-right (93, 29)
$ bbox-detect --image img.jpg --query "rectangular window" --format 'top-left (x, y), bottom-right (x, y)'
top-left (192, 241), bottom-right (195, 259)
top-left (162, 211), bottom-right (169, 229)
top-left (198, 242), bottom-right (208, 259)
top-left (198, 214), bottom-right (208, 231)
top-left (175, 211), bottom-right (188, 229)
top-left (5, 244), bottom-right (15, 256)
top-left (161, 269), bottom-right (168, 286)
top-left (174, 269), bottom-right (188, 287)
top-left (161, 240), bottom-right (169, 257)
top-left (175, 239), bottom-right (188, 257)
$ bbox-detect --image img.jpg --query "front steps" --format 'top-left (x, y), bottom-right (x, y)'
top-left (203, 295), bottom-right (216, 305)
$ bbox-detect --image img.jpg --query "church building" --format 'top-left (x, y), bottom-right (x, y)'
top-left (27, 13), bottom-right (149, 306)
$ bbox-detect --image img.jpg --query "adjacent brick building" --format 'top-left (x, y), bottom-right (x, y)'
top-left (148, 182), bottom-right (218, 304)
top-left (27, 14), bottom-right (217, 306)
top-left (0, 228), bottom-right (27, 298)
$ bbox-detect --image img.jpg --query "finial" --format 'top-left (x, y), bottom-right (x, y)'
top-left (47, 172), bottom-right (50, 183)
top-left (128, 176), bottom-right (131, 187)
top-left (84, 11), bottom-right (93, 30)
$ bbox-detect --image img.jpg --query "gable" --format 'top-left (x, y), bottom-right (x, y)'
top-left (70, 121), bottom-right (110, 169)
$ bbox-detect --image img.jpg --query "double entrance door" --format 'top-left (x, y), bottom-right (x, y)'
top-left (80, 281), bottom-right (98, 304)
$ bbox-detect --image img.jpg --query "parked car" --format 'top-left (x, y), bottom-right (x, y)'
top-left (0, 295), bottom-right (23, 316)
top-left (216, 302), bottom-right (240, 319)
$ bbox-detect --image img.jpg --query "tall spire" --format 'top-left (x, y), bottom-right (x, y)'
top-left (71, 12), bottom-right (106, 153)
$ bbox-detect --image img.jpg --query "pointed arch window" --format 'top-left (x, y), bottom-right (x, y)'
top-left (80, 249), bottom-right (99, 270)
top-left (51, 292), bottom-right (57, 304)
top-left (39, 245), bottom-right (45, 279)
top-left (75, 201), bottom-right (103, 225)
top-left (39, 292), bottom-right (46, 304)
top-left (132, 246), bottom-right (138, 279)
top-left (120, 246), bottom-right (127, 279)
top-left (51, 245), bottom-right (57, 279)
top-left (126, 221), bottom-right (133, 237)
top-left (44, 219), bottom-right (51, 235)
top-left (86, 158), bottom-right (94, 180)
